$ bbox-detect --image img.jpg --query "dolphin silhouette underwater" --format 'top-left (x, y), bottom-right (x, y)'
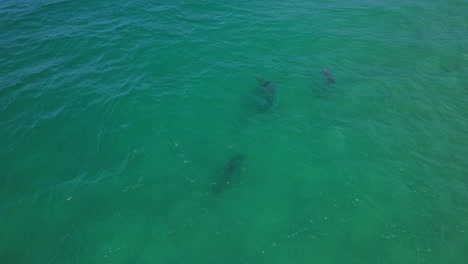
top-left (210, 154), bottom-right (246, 195)
top-left (255, 75), bottom-right (276, 106)
top-left (321, 67), bottom-right (335, 84)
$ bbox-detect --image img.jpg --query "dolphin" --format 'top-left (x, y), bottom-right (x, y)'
top-left (211, 154), bottom-right (246, 195)
top-left (322, 67), bottom-right (335, 84)
top-left (255, 75), bottom-right (276, 105)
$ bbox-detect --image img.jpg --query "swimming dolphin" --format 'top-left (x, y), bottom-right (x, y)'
top-left (255, 75), bottom-right (276, 105)
top-left (211, 154), bottom-right (246, 195)
top-left (322, 67), bottom-right (335, 84)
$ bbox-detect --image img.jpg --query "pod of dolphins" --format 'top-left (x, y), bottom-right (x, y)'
top-left (210, 67), bottom-right (335, 195)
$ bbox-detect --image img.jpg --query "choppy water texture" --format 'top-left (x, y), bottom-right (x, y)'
top-left (1, 0), bottom-right (467, 263)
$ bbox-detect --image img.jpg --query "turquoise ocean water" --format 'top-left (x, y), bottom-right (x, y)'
top-left (1, 0), bottom-right (467, 263)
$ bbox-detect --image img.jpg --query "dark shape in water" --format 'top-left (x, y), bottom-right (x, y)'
top-left (211, 154), bottom-right (246, 195)
top-left (322, 67), bottom-right (335, 84)
top-left (255, 75), bottom-right (276, 105)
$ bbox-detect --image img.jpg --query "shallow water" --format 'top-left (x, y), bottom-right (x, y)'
top-left (1, 0), bottom-right (467, 263)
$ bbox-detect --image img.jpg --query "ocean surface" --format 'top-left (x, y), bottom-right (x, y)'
top-left (1, 0), bottom-right (467, 263)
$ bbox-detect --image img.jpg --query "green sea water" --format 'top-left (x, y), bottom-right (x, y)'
top-left (1, 0), bottom-right (467, 263)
